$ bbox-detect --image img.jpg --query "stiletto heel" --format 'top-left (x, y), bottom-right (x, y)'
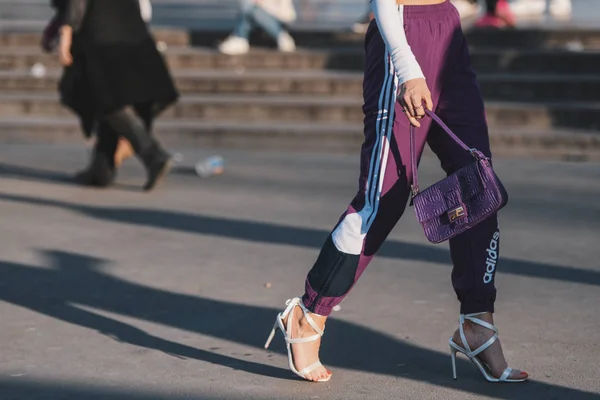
top-left (449, 344), bottom-right (458, 380)
top-left (264, 297), bottom-right (331, 382)
top-left (448, 313), bottom-right (528, 383)
top-left (264, 322), bottom-right (278, 349)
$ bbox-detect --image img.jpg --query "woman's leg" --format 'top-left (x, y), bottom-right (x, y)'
top-left (95, 123), bottom-right (119, 167)
top-left (290, 7), bottom-right (453, 380)
top-left (232, 0), bottom-right (255, 40)
top-left (221, 0), bottom-right (294, 54)
top-left (485, 0), bottom-right (498, 14)
top-left (74, 122), bottom-right (118, 187)
top-left (246, 4), bottom-right (284, 42)
top-left (102, 106), bottom-right (170, 191)
top-left (427, 23), bottom-right (526, 380)
top-left (246, 4), bottom-right (295, 51)
top-left (219, 0), bottom-right (256, 54)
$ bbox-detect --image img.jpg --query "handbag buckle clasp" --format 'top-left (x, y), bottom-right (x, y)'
top-left (469, 148), bottom-right (483, 160)
top-left (410, 185), bottom-right (419, 198)
top-left (448, 206), bottom-right (466, 222)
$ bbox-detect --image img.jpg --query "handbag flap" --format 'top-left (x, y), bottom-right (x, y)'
top-left (413, 161), bottom-right (485, 224)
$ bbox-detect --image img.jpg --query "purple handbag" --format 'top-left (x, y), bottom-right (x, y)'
top-left (410, 110), bottom-right (508, 244)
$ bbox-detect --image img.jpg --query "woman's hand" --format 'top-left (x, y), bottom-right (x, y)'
top-left (399, 78), bottom-right (433, 128)
top-left (59, 25), bottom-right (73, 67)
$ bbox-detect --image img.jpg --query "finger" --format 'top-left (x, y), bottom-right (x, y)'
top-left (404, 110), bottom-right (421, 128)
top-left (424, 92), bottom-right (434, 112)
top-left (409, 116), bottom-right (421, 127)
top-left (411, 95), bottom-right (425, 117)
top-left (412, 104), bottom-right (425, 118)
top-left (64, 53), bottom-right (73, 66)
top-left (402, 95), bottom-right (415, 117)
top-left (414, 105), bottom-right (425, 118)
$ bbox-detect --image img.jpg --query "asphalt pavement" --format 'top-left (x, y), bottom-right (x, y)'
top-left (0, 144), bottom-right (598, 400)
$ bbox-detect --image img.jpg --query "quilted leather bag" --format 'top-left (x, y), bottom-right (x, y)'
top-left (410, 110), bottom-right (508, 243)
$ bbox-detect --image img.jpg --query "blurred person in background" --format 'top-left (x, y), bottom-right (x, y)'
top-left (219, 0), bottom-right (297, 55)
top-left (58, 0), bottom-right (178, 190)
top-left (476, 0), bottom-right (516, 27)
top-left (42, 0), bottom-right (68, 53)
top-left (43, 1), bottom-right (142, 172)
top-left (509, 0), bottom-right (571, 20)
top-left (476, 0), bottom-right (571, 27)
top-left (264, 0), bottom-right (528, 384)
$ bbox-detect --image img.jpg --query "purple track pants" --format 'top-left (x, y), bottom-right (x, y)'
top-left (302, 1), bottom-right (500, 316)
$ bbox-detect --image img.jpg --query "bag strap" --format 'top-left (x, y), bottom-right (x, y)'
top-left (410, 109), bottom-right (485, 197)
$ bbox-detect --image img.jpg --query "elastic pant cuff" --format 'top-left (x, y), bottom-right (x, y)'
top-left (460, 300), bottom-right (495, 315)
top-left (302, 298), bottom-right (334, 317)
top-left (302, 280), bottom-right (338, 317)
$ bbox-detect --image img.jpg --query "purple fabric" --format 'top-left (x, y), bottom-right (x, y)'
top-left (303, 0), bottom-right (500, 316)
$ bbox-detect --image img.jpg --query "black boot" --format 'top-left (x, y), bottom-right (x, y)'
top-left (103, 108), bottom-right (170, 191)
top-left (140, 143), bottom-right (171, 191)
top-left (74, 151), bottom-right (115, 188)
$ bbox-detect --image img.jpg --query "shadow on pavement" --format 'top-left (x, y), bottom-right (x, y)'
top-left (0, 192), bottom-right (599, 287)
top-left (0, 250), bottom-right (598, 400)
top-left (0, 162), bottom-right (73, 185)
top-left (0, 378), bottom-right (234, 400)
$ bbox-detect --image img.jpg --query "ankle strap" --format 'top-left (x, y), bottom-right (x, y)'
top-left (461, 313), bottom-right (497, 333)
top-left (283, 298), bottom-right (324, 337)
top-left (459, 313), bottom-right (499, 358)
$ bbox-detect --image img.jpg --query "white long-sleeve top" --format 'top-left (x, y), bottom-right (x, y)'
top-left (371, 0), bottom-right (425, 84)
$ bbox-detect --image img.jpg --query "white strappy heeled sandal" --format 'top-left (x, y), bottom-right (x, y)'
top-left (264, 297), bottom-right (331, 382)
top-left (449, 312), bottom-right (528, 383)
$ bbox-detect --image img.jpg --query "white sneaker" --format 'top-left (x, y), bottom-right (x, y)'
top-left (277, 32), bottom-right (296, 53)
top-left (219, 36), bottom-right (250, 55)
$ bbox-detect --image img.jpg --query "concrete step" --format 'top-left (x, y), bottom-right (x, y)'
top-left (0, 69), bottom-right (365, 96)
top-left (0, 47), bottom-right (358, 72)
top-left (0, 29), bottom-right (190, 48)
top-left (0, 116), bottom-right (598, 161)
top-left (4, 25), bottom-right (600, 50)
top-left (478, 73), bottom-right (600, 102)
top-left (0, 93), bottom-right (364, 123)
top-left (156, 26), bottom-right (600, 51)
top-left (2, 46), bottom-right (600, 76)
top-left (2, 69), bottom-right (599, 103)
top-left (464, 27), bottom-right (600, 50)
top-left (1, 92), bottom-right (599, 131)
top-left (0, 116), bottom-right (363, 152)
top-left (469, 48), bottom-right (600, 75)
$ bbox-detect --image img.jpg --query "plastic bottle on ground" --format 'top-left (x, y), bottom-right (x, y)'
top-left (195, 156), bottom-right (225, 178)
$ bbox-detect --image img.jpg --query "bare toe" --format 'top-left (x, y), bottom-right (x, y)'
top-left (510, 370), bottom-right (528, 380)
top-left (309, 370), bottom-right (324, 382)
